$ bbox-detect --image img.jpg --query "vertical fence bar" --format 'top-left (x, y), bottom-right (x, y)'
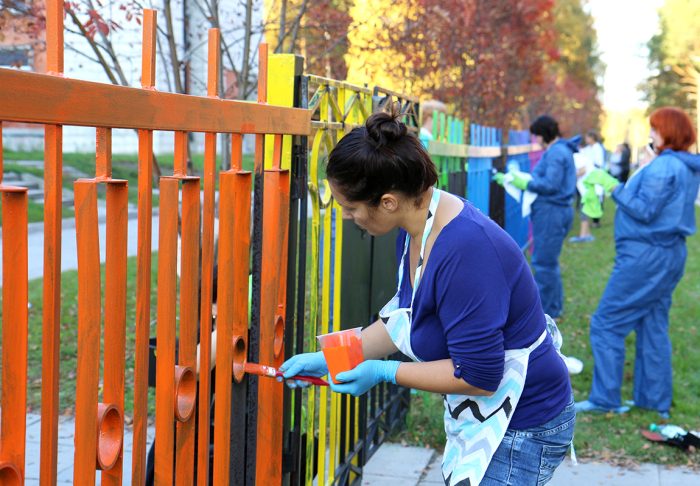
top-left (256, 133), bottom-right (290, 485)
top-left (196, 27), bottom-right (220, 486)
top-left (0, 184), bottom-right (29, 485)
top-left (154, 178), bottom-right (180, 485)
top-left (132, 9), bottom-right (157, 484)
top-left (102, 149), bottom-right (129, 486)
top-left (73, 181), bottom-right (101, 486)
top-left (246, 42), bottom-right (269, 486)
top-left (40, 1), bottom-right (64, 483)
top-left (213, 171), bottom-right (236, 485)
top-left (175, 178), bottom-right (200, 484)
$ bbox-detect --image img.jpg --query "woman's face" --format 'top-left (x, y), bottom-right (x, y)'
top-left (649, 127), bottom-right (663, 151)
top-left (328, 181), bottom-right (397, 236)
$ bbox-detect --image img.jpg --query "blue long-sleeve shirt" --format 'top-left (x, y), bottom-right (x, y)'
top-left (396, 200), bottom-right (571, 429)
top-left (527, 137), bottom-right (579, 207)
top-left (612, 149), bottom-right (700, 247)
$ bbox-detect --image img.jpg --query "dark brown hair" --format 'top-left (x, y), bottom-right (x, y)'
top-left (326, 107), bottom-right (438, 206)
top-left (650, 107), bottom-right (697, 152)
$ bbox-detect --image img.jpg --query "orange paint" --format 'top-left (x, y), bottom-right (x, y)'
top-left (131, 10), bottom-right (156, 486)
top-left (1, 186), bottom-right (29, 484)
top-left (317, 328), bottom-right (364, 384)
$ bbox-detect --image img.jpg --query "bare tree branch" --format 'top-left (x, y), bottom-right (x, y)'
top-left (65, 7), bottom-right (120, 85)
top-left (162, 0), bottom-right (185, 93)
top-left (239, 0), bottom-right (255, 100)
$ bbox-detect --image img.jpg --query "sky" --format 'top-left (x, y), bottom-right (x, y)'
top-left (587, 0), bottom-right (665, 111)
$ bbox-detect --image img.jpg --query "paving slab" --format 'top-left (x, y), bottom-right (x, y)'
top-left (363, 443), bottom-right (435, 485)
top-left (550, 460), bottom-right (660, 485)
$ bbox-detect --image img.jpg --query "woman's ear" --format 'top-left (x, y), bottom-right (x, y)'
top-left (379, 193), bottom-right (399, 213)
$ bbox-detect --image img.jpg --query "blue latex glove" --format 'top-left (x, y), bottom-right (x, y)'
top-left (279, 351), bottom-right (328, 389)
top-left (509, 171), bottom-right (530, 191)
top-left (492, 172), bottom-right (506, 186)
top-left (329, 360), bottom-right (401, 397)
top-left (586, 168), bottom-right (619, 193)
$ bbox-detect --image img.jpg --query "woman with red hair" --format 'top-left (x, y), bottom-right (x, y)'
top-left (576, 107), bottom-right (700, 417)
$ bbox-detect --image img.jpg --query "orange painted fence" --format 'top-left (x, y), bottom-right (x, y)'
top-left (0, 0), bottom-right (428, 483)
top-left (0, 1), bottom-right (312, 484)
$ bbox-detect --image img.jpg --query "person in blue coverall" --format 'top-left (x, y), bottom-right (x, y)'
top-left (576, 107), bottom-right (700, 417)
top-left (508, 116), bottom-right (579, 319)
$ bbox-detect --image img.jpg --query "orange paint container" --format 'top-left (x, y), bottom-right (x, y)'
top-left (317, 327), bottom-right (364, 384)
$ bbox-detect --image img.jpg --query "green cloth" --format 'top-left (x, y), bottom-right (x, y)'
top-left (581, 180), bottom-right (603, 219)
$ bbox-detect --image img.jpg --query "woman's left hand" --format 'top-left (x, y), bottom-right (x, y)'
top-left (330, 360), bottom-right (401, 397)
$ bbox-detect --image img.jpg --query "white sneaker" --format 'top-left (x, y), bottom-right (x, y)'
top-left (562, 355), bottom-right (583, 375)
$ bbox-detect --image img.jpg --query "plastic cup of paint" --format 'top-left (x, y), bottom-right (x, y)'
top-left (317, 327), bottom-right (364, 384)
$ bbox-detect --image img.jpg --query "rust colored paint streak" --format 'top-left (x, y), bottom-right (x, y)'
top-left (174, 131), bottom-right (188, 177)
top-left (175, 179), bottom-right (201, 484)
top-left (0, 69), bottom-right (311, 135)
top-left (132, 10), bottom-right (157, 485)
top-left (96, 128), bottom-right (112, 179)
top-left (196, 27), bottom-right (220, 486)
top-left (46, 0), bottom-right (63, 73)
top-left (0, 126), bottom-right (3, 179)
top-left (73, 181), bottom-right (101, 486)
top-left (1, 189), bottom-right (29, 480)
top-left (154, 179), bottom-right (179, 485)
top-left (40, 124), bottom-right (63, 486)
top-left (132, 128), bottom-right (154, 485)
top-left (102, 181), bottom-right (128, 486)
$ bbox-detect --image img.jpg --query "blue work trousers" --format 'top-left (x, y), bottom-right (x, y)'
top-left (530, 203), bottom-right (573, 318)
top-left (589, 240), bottom-right (686, 413)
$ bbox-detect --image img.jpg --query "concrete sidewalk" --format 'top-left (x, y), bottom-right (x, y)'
top-left (362, 443), bottom-right (700, 486)
top-left (21, 417), bottom-right (699, 485)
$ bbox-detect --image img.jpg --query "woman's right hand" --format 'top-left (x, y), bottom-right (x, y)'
top-left (279, 351), bottom-right (328, 388)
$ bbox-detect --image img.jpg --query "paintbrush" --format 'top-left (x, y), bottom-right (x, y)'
top-left (243, 362), bottom-right (329, 386)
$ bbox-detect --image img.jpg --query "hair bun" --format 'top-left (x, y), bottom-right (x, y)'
top-left (365, 107), bottom-right (407, 146)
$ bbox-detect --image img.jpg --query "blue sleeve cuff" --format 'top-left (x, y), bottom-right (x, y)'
top-left (452, 359), bottom-right (502, 392)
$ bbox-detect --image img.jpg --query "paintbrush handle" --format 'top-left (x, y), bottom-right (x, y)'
top-left (274, 370), bottom-right (329, 386)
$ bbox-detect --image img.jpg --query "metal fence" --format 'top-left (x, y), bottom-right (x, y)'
top-left (0, 3), bottom-right (542, 485)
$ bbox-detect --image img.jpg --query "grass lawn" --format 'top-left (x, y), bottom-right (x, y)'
top-left (394, 204), bottom-right (700, 467)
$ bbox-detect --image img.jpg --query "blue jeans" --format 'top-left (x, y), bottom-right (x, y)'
top-left (480, 397), bottom-right (575, 485)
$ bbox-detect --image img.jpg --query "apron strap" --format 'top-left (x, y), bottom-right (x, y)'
top-left (395, 188), bottom-right (441, 304)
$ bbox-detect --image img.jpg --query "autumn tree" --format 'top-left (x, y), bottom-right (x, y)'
top-left (529, 0), bottom-right (604, 135)
top-left (640, 0), bottom-right (699, 124)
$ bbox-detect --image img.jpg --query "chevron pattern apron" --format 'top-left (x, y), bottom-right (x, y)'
top-left (380, 188), bottom-right (554, 485)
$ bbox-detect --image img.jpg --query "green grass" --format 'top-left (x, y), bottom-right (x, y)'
top-left (394, 204), bottom-right (700, 466)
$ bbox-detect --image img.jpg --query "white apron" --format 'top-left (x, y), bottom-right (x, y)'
top-left (380, 188), bottom-right (559, 486)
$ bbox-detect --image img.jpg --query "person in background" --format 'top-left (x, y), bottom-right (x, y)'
top-left (506, 116), bottom-right (578, 321)
top-left (608, 142), bottom-right (631, 183)
top-left (575, 107), bottom-right (700, 417)
top-left (579, 130), bottom-right (606, 170)
top-left (569, 146), bottom-right (598, 243)
top-left (419, 99), bottom-right (447, 148)
top-left (282, 109), bottom-right (574, 485)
